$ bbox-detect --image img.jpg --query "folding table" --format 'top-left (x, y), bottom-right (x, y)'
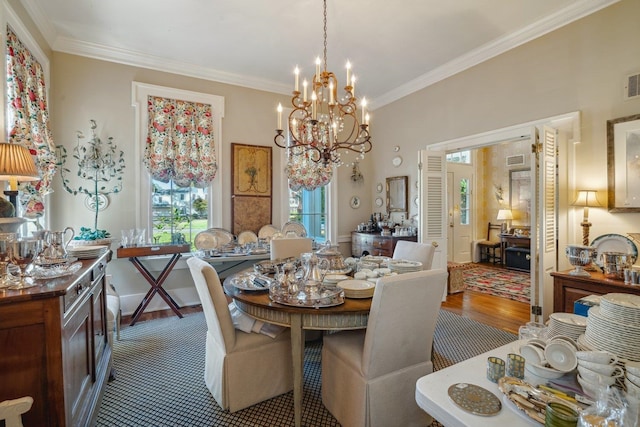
top-left (117, 244), bottom-right (191, 325)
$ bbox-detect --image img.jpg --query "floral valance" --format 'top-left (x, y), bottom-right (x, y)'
top-left (285, 145), bottom-right (333, 191)
top-left (144, 96), bottom-right (217, 188)
top-left (6, 26), bottom-right (56, 218)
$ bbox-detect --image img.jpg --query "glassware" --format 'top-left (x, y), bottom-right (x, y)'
top-left (8, 238), bottom-right (43, 289)
top-left (545, 402), bottom-right (578, 427)
top-left (0, 232), bottom-right (17, 288)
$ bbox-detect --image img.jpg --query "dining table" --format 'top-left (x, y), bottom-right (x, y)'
top-left (223, 271), bottom-right (371, 427)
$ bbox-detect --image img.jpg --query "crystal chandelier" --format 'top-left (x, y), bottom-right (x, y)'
top-left (274, 0), bottom-right (372, 169)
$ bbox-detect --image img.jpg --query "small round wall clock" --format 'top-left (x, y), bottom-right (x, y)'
top-left (350, 196), bottom-right (361, 209)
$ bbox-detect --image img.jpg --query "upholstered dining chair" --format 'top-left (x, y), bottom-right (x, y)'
top-left (270, 237), bottom-right (313, 260)
top-left (321, 268), bottom-right (448, 427)
top-left (392, 240), bottom-right (436, 270)
top-left (186, 257), bottom-right (293, 412)
top-left (0, 396), bottom-right (33, 427)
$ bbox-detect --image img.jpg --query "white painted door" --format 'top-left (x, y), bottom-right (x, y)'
top-left (530, 126), bottom-right (558, 322)
top-left (446, 163), bottom-right (473, 263)
top-left (419, 149), bottom-right (447, 274)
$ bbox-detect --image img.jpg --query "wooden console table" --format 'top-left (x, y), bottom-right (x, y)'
top-left (551, 269), bottom-right (640, 313)
top-left (0, 253), bottom-right (111, 427)
top-left (117, 244), bottom-right (191, 325)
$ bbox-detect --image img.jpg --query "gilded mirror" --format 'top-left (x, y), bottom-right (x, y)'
top-left (386, 176), bottom-right (408, 213)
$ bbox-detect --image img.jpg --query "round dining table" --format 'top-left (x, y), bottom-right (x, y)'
top-left (223, 273), bottom-right (372, 427)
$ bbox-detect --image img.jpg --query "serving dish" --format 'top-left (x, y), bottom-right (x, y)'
top-left (590, 233), bottom-right (638, 267)
top-left (230, 272), bottom-right (273, 291)
top-left (32, 261), bottom-right (83, 280)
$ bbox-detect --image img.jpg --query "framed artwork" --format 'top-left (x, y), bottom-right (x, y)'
top-left (232, 143), bottom-right (272, 197)
top-left (232, 195), bottom-right (272, 234)
top-left (607, 114), bottom-right (640, 212)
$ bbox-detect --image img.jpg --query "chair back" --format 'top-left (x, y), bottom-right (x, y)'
top-left (362, 269), bottom-right (447, 379)
top-left (487, 222), bottom-right (502, 242)
top-left (270, 237), bottom-right (313, 260)
top-left (187, 257), bottom-right (236, 351)
top-left (0, 396), bottom-right (33, 427)
top-left (392, 241), bottom-right (435, 270)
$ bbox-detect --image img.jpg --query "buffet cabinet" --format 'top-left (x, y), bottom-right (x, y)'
top-left (551, 269), bottom-right (640, 313)
top-left (0, 252), bottom-right (111, 427)
top-left (351, 232), bottom-right (417, 257)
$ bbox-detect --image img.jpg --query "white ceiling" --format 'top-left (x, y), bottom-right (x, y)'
top-left (21, 0), bottom-right (618, 109)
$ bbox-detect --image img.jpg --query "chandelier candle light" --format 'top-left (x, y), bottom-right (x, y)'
top-left (274, 0), bottom-right (372, 169)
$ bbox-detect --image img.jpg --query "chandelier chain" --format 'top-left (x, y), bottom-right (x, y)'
top-left (323, 0), bottom-right (328, 72)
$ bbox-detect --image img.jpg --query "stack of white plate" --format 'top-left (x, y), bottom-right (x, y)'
top-left (582, 293), bottom-right (640, 362)
top-left (546, 312), bottom-right (587, 341)
top-left (338, 279), bottom-right (375, 298)
top-left (323, 274), bottom-right (350, 285)
top-left (387, 260), bottom-right (422, 274)
top-left (68, 245), bottom-right (108, 259)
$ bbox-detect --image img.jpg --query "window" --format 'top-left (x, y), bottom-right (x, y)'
top-left (288, 187), bottom-right (326, 243)
top-left (132, 83), bottom-right (224, 246)
top-left (446, 150), bottom-right (472, 164)
top-left (459, 178), bottom-right (470, 225)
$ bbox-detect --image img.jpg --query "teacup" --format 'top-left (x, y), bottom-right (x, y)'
top-left (544, 341), bottom-right (577, 372)
top-left (577, 365), bottom-right (623, 386)
top-left (577, 374), bottom-right (600, 398)
top-left (520, 343), bottom-right (545, 365)
top-left (577, 359), bottom-right (619, 376)
top-left (575, 350), bottom-right (617, 365)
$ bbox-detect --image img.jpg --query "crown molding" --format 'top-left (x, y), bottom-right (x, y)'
top-left (371, 0), bottom-right (620, 110)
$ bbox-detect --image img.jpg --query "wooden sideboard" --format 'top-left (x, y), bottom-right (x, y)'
top-left (551, 269), bottom-right (640, 313)
top-left (0, 252), bottom-right (111, 427)
top-left (351, 232), bottom-right (417, 257)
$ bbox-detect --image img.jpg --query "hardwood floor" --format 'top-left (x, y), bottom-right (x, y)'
top-left (441, 291), bottom-right (529, 335)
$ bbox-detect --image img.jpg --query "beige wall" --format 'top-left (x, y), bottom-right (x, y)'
top-left (370, 0), bottom-right (640, 248)
top-left (5, 0), bottom-right (640, 314)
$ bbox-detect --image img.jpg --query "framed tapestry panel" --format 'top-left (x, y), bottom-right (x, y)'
top-left (232, 195), bottom-right (272, 235)
top-left (231, 143), bottom-right (272, 197)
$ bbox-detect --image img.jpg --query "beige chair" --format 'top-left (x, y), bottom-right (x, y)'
top-left (322, 269), bottom-right (448, 427)
top-left (106, 279), bottom-right (121, 340)
top-left (270, 237), bottom-right (312, 260)
top-left (392, 241), bottom-right (436, 270)
top-left (0, 396), bottom-right (33, 427)
top-left (187, 257), bottom-right (293, 412)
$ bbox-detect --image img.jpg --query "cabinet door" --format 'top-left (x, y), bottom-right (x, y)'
top-left (63, 293), bottom-right (93, 427)
top-left (93, 278), bottom-right (108, 368)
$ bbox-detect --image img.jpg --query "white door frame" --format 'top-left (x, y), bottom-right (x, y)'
top-left (425, 111), bottom-right (581, 319)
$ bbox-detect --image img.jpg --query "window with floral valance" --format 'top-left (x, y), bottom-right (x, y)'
top-left (144, 96), bottom-right (217, 188)
top-left (5, 25), bottom-right (56, 219)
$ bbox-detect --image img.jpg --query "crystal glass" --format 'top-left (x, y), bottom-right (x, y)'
top-left (0, 232), bottom-right (17, 288)
top-left (8, 238), bottom-right (43, 289)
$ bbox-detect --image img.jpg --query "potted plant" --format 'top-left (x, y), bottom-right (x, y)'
top-left (58, 120), bottom-right (125, 247)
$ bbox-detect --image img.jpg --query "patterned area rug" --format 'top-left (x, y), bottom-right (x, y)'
top-left (463, 264), bottom-right (530, 303)
top-left (96, 310), bottom-right (516, 427)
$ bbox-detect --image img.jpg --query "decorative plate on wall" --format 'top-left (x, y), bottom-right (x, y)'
top-left (375, 197), bottom-right (383, 207)
top-left (350, 196), bottom-right (361, 209)
top-left (392, 156), bottom-right (403, 167)
top-left (376, 182), bottom-right (383, 193)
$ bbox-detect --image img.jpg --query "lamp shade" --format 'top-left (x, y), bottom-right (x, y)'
top-left (571, 190), bottom-right (601, 207)
top-left (496, 209), bottom-right (513, 220)
top-left (0, 143), bottom-right (39, 187)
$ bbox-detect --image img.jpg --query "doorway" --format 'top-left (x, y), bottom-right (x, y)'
top-left (447, 162), bottom-right (473, 263)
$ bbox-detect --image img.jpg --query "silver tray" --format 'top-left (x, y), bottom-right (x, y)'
top-left (269, 284), bottom-right (344, 308)
top-left (34, 256), bottom-right (78, 267)
top-left (230, 272), bottom-right (273, 291)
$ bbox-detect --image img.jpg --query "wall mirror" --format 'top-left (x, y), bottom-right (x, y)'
top-left (386, 175), bottom-right (408, 213)
top-left (509, 168), bottom-right (531, 225)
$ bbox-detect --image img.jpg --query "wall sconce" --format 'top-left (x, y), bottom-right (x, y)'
top-left (496, 209), bottom-right (513, 233)
top-left (0, 142), bottom-right (39, 214)
top-left (571, 190), bottom-right (601, 246)
top-left (350, 161), bottom-right (363, 183)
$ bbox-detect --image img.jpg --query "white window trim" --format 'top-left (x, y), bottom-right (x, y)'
top-left (131, 82), bottom-right (224, 236)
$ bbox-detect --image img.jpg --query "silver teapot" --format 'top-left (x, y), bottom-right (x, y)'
top-left (42, 227), bottom-right (75, 259)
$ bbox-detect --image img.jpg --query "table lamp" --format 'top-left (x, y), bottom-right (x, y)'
top-left (496, 209), bottom-right (513, 234)
top-left (571, 190), bottom-right (601, 246)
top-left (0, 142), bottom-right (40, 214)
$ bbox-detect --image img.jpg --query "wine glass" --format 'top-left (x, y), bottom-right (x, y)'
top-left (0, 232), bottom-right (17, 288)
top-left (8, 238), bottom-right (42, 289)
